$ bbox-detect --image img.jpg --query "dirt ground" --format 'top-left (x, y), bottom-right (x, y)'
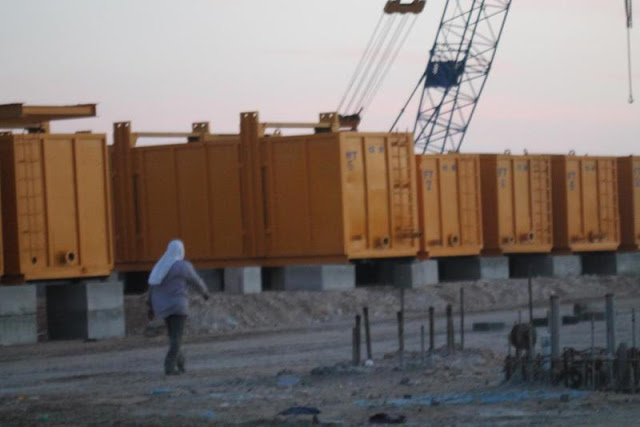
top-left (2, 275), bottom-right (640, 425)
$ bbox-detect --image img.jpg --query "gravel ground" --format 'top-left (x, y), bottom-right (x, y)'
top-left (2, 275), bottom-right (640, 425)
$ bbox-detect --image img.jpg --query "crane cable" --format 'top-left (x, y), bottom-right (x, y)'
top-left (354, 15), bottom-right (410, 113)
top-left (626, 0), bottom-right (634, 104)
top-left (337, 13), bottom-right (386, 113)
top-left (338, 10), bottom-right (421, 116)
top-left (360, 15), bottom-right (420, 116)
top-left (343, 14), bottom-right (398, 114)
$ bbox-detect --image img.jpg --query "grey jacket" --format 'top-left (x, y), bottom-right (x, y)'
top-left (148, 260), bottom-right (209, 319)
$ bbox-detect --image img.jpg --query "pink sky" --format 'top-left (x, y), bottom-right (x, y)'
top-left (0, 0), bottom-right (637, 154)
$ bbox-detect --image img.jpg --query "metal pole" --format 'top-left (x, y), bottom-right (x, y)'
top-left (632, 308), bottom-right (636, 349)
top-left (421, 325), bottom-right (425, 364)
top-left (606, 293), bottom-right (615, 355)
top-left (363, 307), bottom-right (372, 360)
top-left (429, 306), bottom-right (435, 352)
top-left (460, 287), bottom-right (465, 350)
top-left (528, 265), bottom-right (533, 324)
top-left (550, 295), bottom-right (560, 369)
top-left (591, 314), bottom-right (596, 390)
top-left (355, 314), bottom-right (361, 363)
top-left (352, 327), bottom-right (359, 366)
top-left (397, 311), bottom-right (404, 367)
top-left (446, 304), bottom-right (454, 354)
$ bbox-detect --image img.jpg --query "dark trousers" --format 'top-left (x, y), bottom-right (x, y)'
top-left (164, 314), bottom-right (187, 374)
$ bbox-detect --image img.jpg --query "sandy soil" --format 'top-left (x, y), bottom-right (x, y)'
top-left (2, 275), bottom-right (640, 425)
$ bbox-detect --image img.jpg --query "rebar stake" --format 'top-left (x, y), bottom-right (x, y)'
top-left (363, 307), bottom-right (372, 360)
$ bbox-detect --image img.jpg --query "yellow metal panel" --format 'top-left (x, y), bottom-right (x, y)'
top-left (364, 136), bottom-right (391, 250)
top-left (552, 155), bottom-right (620, 252)
top-left (42, 138), bottom-right (79, 268)
top-left (481, 154), bottom-right (553, 254)
top-left (417, 154), bottom-right (482, 258)
top-left (306, 139), bottom-right (344, 255)
top-left (342, 137), bottom-right (367, 253)
top-left (635, 157), bottom-right (640, 248)
top-left (268, 139), bottom-right (312, 255)
top-left (207, 143), bottom-right (246, 258)
top-left (15, 136), bottom-right (48, 274)
top-left (74, 136), bottom-right (111, 271)
top-left (0, 132), bottom-right (112, 281)
top-left (139, 149), bottom-right (180, 260)
top-left (175, 147), bottom-right (211, 259)
top-left (341, 132), bottom-right (419, 258)
top-left (495, 157), bottom-right (515, 248)
top-left (621, 157), bottom-right (640, 250)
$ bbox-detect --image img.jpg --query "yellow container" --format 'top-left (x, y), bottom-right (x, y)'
top-left (111, 123), bottom-right (252, 270)
top-left (551, 155), bottom-right (620, 252)
top-left (617, 156), bottom-right (640, 251)
top-left (259, 129), bottom-right (419, 262)
top-left (111, 113), bottom-right (420, 269)
top-left (416, 154), bottom-right (482, 258)
top-left (0, 132), bottom-right (113, 281)
top-left (480, 154), bottom-right (553, 254)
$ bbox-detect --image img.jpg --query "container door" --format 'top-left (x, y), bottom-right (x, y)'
top-left (42, 138), bottom-right (80, 269)
top-left (457, 156), bottom-right (482, 248)
top-left (342, 139), bottom-right (367, 252)
top-left (419, 156), bottom-right (442, 249)
top-left (74, 137), bottom-right (111, 270)
top-left (364, 137), bottom-right (391, 250)
top-left (565, 158), bottom-right (583, 242)
top-left (14, 136), bottom-right (48, 272)
top-left (596, 159), bottom-right (619, 243)
top-left (495, 158), bottom-right (514, 246)
top-left (386, 134), bottom-right (418, 251)
top-left (529, 158), bottom-right (553, 246)
top-left (512, 158), bottom-right (533, 244)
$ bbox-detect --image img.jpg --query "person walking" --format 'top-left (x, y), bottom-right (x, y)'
top-left (147, 239), bottom-right (210, 375)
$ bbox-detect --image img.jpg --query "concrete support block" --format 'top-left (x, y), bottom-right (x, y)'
top-left (47, 280), bottom-right (125, 340)
top-left (480, 256), bottom-right (510, 280)
top-left (615, 252), bottom-right (640, 276)
top-left (581, 252), bottom-right (618, 276)
top-left (551, 255), bottom-right (582, 277)
top-left (271, 265), bottom-right (355, 292)
top-left (224, 267), bottom-right (262, 294)
top-left (439, 256), bottom-right (509, 281)
top-left (509, 254), bottom-right (581, 278)
top-left (0, 285), bottom-right (37, 345)
top-left (197, 268), bottom-right (223, 292)
top-left (392, 260), bottom-right (439, 288)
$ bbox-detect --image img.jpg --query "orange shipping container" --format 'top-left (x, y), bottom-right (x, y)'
top-left (617, 156), bottom-right (640, 251)
top-left (111, 122), bottom-right (252, 270)
top-left (0, 132), bottom-right (113, 281)
top-left (0, 104), bottom-right (112, 282)
top-left (416, 154), bottom-right (482, 258)
top-left (111, 113), bottom-right (420, 269)
top-left (259, 124), bottom-right (419, 262)
top-left (551, 155), bottom-right (620, 252)
top-left (480, 154), bottom-right (553, 254)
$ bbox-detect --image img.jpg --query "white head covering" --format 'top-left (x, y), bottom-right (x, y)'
top-left (148, 239), bottom-right (185, 286)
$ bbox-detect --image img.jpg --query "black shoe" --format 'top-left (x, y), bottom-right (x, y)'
top-left (165, 370), bottom-right (180, 376)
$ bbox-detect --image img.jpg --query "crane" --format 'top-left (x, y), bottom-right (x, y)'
top-left (391, 0), bottom-right (512, 154)
top-left (341, 0), bottom-right (634, 154)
